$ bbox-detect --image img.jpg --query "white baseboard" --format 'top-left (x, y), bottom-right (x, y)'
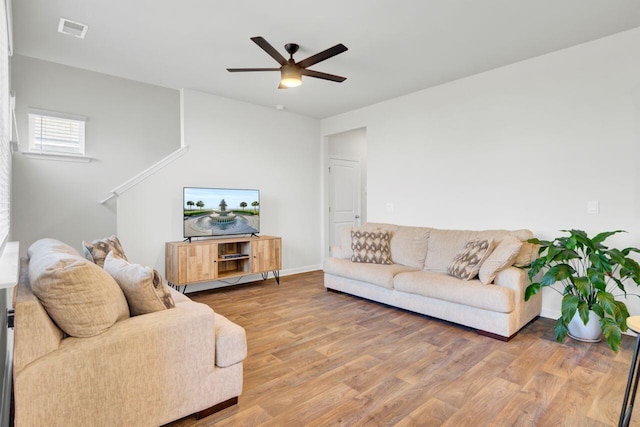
top-left (540, 308), bottom-right (559, 320)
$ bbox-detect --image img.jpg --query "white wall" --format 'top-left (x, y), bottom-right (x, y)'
top-left (117, 89), bottom-right (321, 291)
top-left (11, 55), bottom-right (180, 254)
top-left (321, 28), bottom-right (640, 319)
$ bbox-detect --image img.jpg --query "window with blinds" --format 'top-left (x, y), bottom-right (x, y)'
top-left (0, 0), bottom-right (11, 250)
top-left (28, 111), bottom-right (86, 156)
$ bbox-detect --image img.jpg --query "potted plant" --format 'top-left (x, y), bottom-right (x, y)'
top-left (524, 229), bottom-right (640, 351)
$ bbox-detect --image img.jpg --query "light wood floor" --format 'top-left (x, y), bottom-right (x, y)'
top-left (168, 270), bottom-right (640, 426)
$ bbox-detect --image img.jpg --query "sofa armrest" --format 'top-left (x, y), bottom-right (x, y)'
top-left (13, 259), bottom-right (64, 373)
top-left (493, 267), bottom-right (527, 296)
top-left (14, 300), bottom-right (218, 424)
top-left (494, 266), bottom-right (542, 323)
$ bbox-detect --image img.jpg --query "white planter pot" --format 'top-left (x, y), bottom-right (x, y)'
top-left (567, 310), bottom-right (602, 342)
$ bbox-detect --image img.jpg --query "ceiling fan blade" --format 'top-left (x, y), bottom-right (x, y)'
top-left (297, 44), bottom-right (348, 69)
top-left (251, 37), bottom-right (287, 66)
top-left (227, 68), bottom-right (281, 72)
top-left (301, 69), bottom-right (347, 82)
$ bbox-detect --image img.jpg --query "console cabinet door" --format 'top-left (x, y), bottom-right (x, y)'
top-left (252, 238), bottom-right (281, 273)
top-left (186, 243), bottom-right (217, 282)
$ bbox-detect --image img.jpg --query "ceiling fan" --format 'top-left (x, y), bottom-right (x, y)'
top-left (227, 37), bottom-right (348, 89)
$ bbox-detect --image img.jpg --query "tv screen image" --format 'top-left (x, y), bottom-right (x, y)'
top-left (183, 187), bottom-right (260, 238)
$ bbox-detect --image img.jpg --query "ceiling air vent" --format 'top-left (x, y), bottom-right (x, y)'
top-left (57, 18), bottom-right (88, 39)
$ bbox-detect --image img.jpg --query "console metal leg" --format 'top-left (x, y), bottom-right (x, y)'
top-left (620, 333), bottom-right (640, 426)
top-left (260, 271), bottom-right (280, 284)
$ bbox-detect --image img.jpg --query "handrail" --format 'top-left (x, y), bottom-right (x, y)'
top-left (99, 145), bottom-right (189, 204)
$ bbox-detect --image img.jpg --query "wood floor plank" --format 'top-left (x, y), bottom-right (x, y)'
top-left (165, 271), bottom-right (640, 426)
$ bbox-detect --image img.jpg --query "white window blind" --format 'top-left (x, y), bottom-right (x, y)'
top-left (0, 0), bottom-right (11, 250)
top-left (28, 111), bottom-right (86, 156)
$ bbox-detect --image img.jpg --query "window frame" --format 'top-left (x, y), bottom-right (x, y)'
top-left (27, 109), bottom-right (88, 159)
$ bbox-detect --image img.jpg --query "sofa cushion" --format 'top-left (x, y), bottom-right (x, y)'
top-left (324, 257), bottom-right (417, 289)
top-left (513, 241), bottom-right (540, 267)
top-left (424, 229), bottom-right (534, 271)
top-left (332, 226), bottom-right (354, 259)
top-left (394, 270), bottom-right (514, 313)
top-left (333, 223), bottom-right (399, 260)
top-left (28, 239), bottom-right (130, 338)
top-left (82, 235), bottom-right (128, 268)
top-left (447, 238), bottom-right (494, 280)
top-left (103, 252), bottom-right (175, 316)
top-left (28, 238), bottom-right (79, 259)
top-left (390, 226), bottom-right (431, 268)
top-left (478, 236), bottom-right (523, 285)
top-left (351, 230), bottom-right (393, 265)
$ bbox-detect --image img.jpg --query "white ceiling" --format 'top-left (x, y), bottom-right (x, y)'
top-left (12, 1), bottom-right (640, 119)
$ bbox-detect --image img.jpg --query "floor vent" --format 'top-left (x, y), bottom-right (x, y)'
top-left (57, 18), bottom-right (88, 39)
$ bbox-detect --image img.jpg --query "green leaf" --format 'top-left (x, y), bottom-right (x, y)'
top-left (554, 317), bottom-right (568, 343)
top-left (527, 258), bottom-right (547, 280)
top-left (577, 300), bottom-right (590, 326)
top-left (551, 249), bottom-right (581, 263)
top-left (589, 253), bottom-right (612, 273)
top-left (525, 283), bottom-right (541, 301)
top-left (592, 304), bottom-right (605, 319)
top-left (597, 292), bottom-right (617, 316)
top-left (572, 276), bottom-right (590, 299)
top-left (587, 268), bottom-right (607, 291)
top-left (561, 294), bottom-right (580, 324)
top-left (565, 229), bottom-right (593, 251)
top-left (600, 317), bottom-right (622, 352)
top-left (614, 301), bottom-right (629, 331)
top-left (541, 264), bottom-right (575, 287)
top-left (606, 248), bottom-right (627, 265)
top-left (592, 230), bottom-right (624, 246)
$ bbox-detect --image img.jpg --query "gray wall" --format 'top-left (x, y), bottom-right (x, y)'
top-left (117, 89), bottom-right (323, 290)
top-left (11, 55), bottom-right (180, 254)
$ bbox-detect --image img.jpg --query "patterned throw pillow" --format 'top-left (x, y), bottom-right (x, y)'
top-left (82, 235), bottom-right (128, 268)
top-left (351, 230), bottom-right (393, 265)
top-left (103, 252), bottom-right (175, 316)
top-left (447, 238), bottom-right (494, 280)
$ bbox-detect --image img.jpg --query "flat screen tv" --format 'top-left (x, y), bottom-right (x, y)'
top-left (183, 187), bottom-right (260, 239)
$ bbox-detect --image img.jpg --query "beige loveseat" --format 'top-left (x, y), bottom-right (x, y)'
top-left (324, 223), bottom-right (542, 340)
top-left (13, 238), bottom-right (246, 426)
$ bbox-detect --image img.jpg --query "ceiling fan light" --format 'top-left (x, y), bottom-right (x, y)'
top-left (281, 65), bottom-right (302, 88)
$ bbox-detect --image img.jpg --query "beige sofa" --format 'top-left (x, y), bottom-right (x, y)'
top-left (13, 239), bottom-right (246, 427)
top-left (324, 223), bottom-right (542, 340)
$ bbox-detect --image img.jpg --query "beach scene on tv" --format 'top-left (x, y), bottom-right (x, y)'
top-left (183, 188), bottom-right (260, 237)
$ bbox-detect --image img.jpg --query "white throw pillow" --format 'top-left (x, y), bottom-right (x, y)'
top-left (478, 236), bottom-right (523, 285)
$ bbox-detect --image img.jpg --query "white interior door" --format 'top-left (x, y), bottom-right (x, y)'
top-left (329, 158), bottom-right (362, 250)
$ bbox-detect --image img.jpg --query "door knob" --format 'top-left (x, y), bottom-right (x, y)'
top-left (355, 215), bottom-right (361, 219)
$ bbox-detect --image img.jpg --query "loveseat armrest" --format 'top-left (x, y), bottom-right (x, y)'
top-left (14, 300), bottom-right (220, 426)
